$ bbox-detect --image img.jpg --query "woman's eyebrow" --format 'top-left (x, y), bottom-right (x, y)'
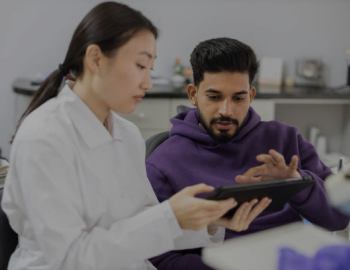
top-left (138, 51), bottom-right (157, 59)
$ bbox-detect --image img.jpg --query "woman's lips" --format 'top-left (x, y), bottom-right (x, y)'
top-left (134, 95), bottom-right (144, 102)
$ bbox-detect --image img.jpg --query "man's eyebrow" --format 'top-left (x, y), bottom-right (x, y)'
top-left (233, 91), bottom-right (249, 95)
top-left (204, 88), bottom-right (221, 94)
top-left (204, 89), bottom-right (249, 95)
top-left (138, 51), bottom-right (157, 59)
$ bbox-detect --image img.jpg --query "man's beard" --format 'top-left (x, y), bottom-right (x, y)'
top-left (198, 106), bottom-right (241, 143)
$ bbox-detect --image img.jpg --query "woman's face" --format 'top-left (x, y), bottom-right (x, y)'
top-left (95, 30), bottom-right (156, 114)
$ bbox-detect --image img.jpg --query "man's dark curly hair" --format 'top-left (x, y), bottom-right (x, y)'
top-left (190, 38), bottom-right (259, 86)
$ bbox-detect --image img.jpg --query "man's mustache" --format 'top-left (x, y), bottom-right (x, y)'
top-left (210, 116), bottom-right (239, 126)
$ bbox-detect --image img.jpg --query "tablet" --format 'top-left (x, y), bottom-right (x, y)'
top-left (206, 176), bottom-right (314, 218)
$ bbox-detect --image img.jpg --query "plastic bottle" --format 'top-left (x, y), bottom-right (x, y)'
top-left (172, 58), bottom-right (184, 75)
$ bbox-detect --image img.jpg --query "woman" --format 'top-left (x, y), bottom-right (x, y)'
top-left (2, 2), bottom-right (270, 270)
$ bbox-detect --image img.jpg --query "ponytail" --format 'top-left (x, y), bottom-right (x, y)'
top-left (10, 69), bottom-right (64, 143)
top-left (11, 1), bottom-right (158, 144)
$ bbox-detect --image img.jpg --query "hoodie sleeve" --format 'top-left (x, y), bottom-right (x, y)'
top-left (146, 162), bottom-right (225, 270)
top-left (288, 132), bottom-right (350, 231)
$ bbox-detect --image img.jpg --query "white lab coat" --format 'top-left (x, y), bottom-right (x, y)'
top-left (2, 82), bottom-right (224, 270)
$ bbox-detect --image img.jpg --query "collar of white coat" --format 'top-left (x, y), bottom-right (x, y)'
top-left (59, 81), bottom-right (123, 148)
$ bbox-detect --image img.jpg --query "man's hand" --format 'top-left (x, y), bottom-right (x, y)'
top-left (210, 197), bottom-right (272, 232)
top-left (235, 149), bottom-right (301, 183)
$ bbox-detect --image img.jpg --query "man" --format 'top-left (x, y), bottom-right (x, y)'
top-left (146, 38), bottom-right (350, 270)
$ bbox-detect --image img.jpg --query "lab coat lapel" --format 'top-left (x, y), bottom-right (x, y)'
top-left (59, 84), bottom-right (121, 148)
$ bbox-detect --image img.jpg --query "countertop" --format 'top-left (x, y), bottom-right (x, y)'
top-left (13, 78), bottom-right (350, 99)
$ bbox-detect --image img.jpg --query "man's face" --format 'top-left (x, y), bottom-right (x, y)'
top-left (188, 72), bottom-right (256, 143)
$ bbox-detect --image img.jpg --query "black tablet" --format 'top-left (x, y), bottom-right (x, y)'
top-left (206, 175), bottom-right (314, 218)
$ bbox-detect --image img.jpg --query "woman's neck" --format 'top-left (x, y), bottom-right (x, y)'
top-left (72, 79), bottom-right (110, 124)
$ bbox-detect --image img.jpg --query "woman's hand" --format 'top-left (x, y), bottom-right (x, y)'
top-left (169, 184), bottom-right (237, 231)
top-left (236, 149), bottom-right (301, 183)
top-left (210, 197), bottom-right (272, 232)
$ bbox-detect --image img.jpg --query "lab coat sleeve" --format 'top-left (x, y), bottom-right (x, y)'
top-left (288, 133), bottom-right (350, 231)
top-left (8, 135), bottom-right (187, 270)
top-left (155, 199), bottom-right (224, 250)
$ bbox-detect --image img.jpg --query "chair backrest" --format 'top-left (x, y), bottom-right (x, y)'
top-left (0, 188), bottom-right (18, 269)
top-left (176, 105), bottom-right (191, 114)
top-left (145, 105), bottom-right (192, 159)
top-left (145, 131), bottom-right (169, 159)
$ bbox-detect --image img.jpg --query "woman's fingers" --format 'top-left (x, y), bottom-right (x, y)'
top-left (184, 183), bottom-right (215, 196)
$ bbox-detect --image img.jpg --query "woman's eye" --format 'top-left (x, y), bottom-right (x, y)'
top-left (137, 64), bottom-right (146, 70)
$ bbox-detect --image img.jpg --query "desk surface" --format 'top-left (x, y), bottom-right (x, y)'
top-left (202, 222), bottom-right (347, 270)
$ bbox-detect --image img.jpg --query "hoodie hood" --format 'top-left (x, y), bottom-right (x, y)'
top-left (169, 106), bottom-right (261, 146)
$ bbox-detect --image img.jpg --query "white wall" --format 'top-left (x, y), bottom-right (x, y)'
top-left (1, 0), bottom-right (350, 158)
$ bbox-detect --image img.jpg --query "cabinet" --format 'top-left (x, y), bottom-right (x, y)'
top-left (118, 98), bottom-right (275, 141)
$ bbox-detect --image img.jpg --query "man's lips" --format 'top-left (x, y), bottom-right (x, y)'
top-left (215, 121), bottom-right (235, 130)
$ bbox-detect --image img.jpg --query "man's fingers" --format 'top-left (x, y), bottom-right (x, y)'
top-left (230, 202), bottom-right (250, 226)
top-left (256, 154), bottom-right (276, 165)
top-left (240, 199), bottom-right (258, 222)
top-left (236, 175), bottom-right (262, 183)
top-left (237, 165), bottom-right (266, 178)
top-left (289, 155), bottom-right (299, 171)
top-left (246, 198), bottom-right (272, 224)
top-left (268, 149), bottom-right (285, 164)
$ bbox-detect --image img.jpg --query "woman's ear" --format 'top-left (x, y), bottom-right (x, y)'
top-left (85, 44), bottom-right (103, 75)
top-left (186, 84), bottom-right (198, 106)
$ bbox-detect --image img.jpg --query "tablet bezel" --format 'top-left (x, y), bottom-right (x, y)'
top-left (206, 175), bottom-right (314, 217)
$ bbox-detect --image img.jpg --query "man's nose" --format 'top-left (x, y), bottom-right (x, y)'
top-left (218, 98), bottom-right (233, 117)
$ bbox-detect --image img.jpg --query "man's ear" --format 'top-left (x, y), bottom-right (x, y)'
top-left (85, 44), bottom-right (103, 75)
top-left (249, 86), bottom-right (256, 103)
top-left (187, 84), bottom-right (198, 106)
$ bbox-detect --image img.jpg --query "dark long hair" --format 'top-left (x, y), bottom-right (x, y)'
top-left (11, 1), bottom-right (158, 143)
top-left (190, 38), bottom-right (259, 86)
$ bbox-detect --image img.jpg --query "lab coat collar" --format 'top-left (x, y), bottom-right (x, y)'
top-left (59, 82), bottom-right (123, 148)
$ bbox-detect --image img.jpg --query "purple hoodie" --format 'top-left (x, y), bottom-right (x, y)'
top-left (146, 107), bottom-right (349, 270)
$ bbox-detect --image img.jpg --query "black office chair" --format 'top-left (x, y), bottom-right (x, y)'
top-left (145, 105), bottom-right (192, 159)
top-left (0, 188), bottom-right (18, 269)
top-left (145, 131), bottom-right (169, 159)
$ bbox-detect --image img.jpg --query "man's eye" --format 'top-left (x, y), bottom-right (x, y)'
top-left (208, 95), bottom-right (220, 100)
top-left (234, 96), bottom-right (245, 101)
top-left (137, 64), bottom-right (146, 70)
